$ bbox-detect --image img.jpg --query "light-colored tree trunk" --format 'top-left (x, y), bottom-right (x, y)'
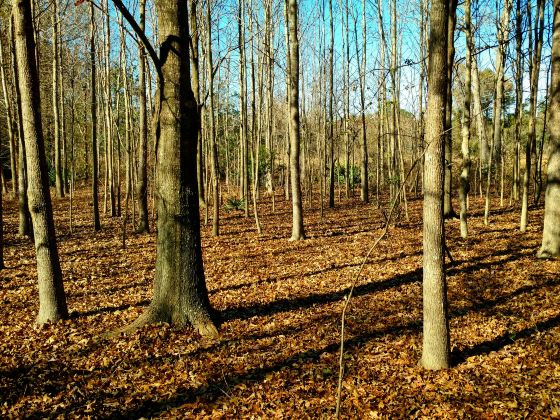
top-left (485, 0), bottom-right (512, 223)
top-left (0, 28), bottom-right (18, 198)
top-left (13, 0), bottom-right (68, 324)
top-left (359, 0), bottom-right (368, 202)
top-left (521, 0), bottom-right (544, 232)
top-left (205, 0), bottom-right (219, 236)
top-left (52, 0), bottom-right (64, 198)
top-left (459, 0), bottom-right (473, 238)
top-left (328, 0), bottom-right (335, 208)
top-left (537, 0), bottom-right (560, 257)
top-left (512, 0), bottom-right (523, 202)
top-left (421, 0), bottom-right (450, 370)
top-left (11, 16), bottom-right (31, 237)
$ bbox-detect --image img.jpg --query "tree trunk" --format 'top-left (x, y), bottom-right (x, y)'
top-left (11, 16), bottom-right (31, 237)
top-left (359, 0), bottom-right (368, 202)
top-left (0, 31), bottom-right (18, 198)
top-left (459, 0), bottom-right (473, 238)
top-left (287, 0), bottom-right (305, 240)
top-left (205, 0), bottom-right (219, 237)
top-left (130, 0), bottom-right (218, 337)
top-left (521, 0), bottom-right (544, 232)
top-left (328, 0), bottom-right (335, 208)
top-left (135, 0), bottom-right (149, 233)
top-left (90, 2), bottom-right (101, 231)
top-left (13, 0), bottom-right (68, 324)
top-left (443, 0), bottom-right (457, 219)
top-left (52, 0), bottom-right (64, 198)
top-left (537, 0), bottom-right (560, 258)
top-left (421, 0), bottom-right (450, 370)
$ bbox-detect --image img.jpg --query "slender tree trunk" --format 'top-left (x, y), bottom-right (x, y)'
top-left (11, 16), bottom-right (31, 237)
top-left (359, 0), bottom-right (368, 202)
top-left (443, 0), bottom-right (458, 218)
top-left (486, 0), bottom-right (512, 222)
top-left (512, 0), bottom-right (523, 202)
top-left (0, 30), bottom-right (18, 198)
top-left (328, 0), bottom-right (335, 208)
top-left (52, 0), bottom-right (64, 198)
top-left (459, 0), bottom-right (473, 238)
top-left (90, 2), bottom-right (101, 231)
top-left (135, 0), bottom-right (149, 233)
top-left (13, 0), bottom-right (68, 324)
top-left (205, 0), bottom-right (219, 236)
top-left (521, 0), bottom-right (544, 232)
top-left (287, 0), bottom-right (305, 240)
top-left (421, 0), bottom-right (450, 370)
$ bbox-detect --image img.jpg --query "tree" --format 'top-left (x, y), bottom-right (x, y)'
top-left (12, 0), bottom-right (68, 324)
top-left (287, 0), bottom-right (305, 241)
top-left (135, 0), bottom-right (149, 234)
top-left (113, 0), bottom-right (218, 336)
top-left (421, 0), bottom-right (450, 370)
top-left (537, 0), bottom-right (560, 258)
top-left (459, 0), bottom-right (473, 239)
top-left (90, 2), bottom-right (101, 231)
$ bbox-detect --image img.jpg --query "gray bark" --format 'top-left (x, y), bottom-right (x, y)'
top-left (13, 0), bottom-right (68, 324)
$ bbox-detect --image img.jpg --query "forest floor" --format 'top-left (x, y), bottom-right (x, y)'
top-left (1, 186), bottom-right (559, 418)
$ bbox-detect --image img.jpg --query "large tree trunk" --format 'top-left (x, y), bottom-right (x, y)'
top-left (130, 0), bottom-right (217, 337)
top-left (421, 0), bottom-right (450, 370)
top-left (12, 0), bottom-right (68, 324)
top-left (135, 0), bottom-right (149, 233)
top-left (287, 0), bottom-right (305, 240)
top-left (537, 0), bottom-right (560, 258)
top-left (90, 2), bottom-right (101, 231)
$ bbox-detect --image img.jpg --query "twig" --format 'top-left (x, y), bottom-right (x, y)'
top-left (335, 144), bottom-right (428, 418)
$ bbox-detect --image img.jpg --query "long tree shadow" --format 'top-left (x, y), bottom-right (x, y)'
top-left (219, 267), bottom-right (424, 322)
top-left (70, 299), bottom-right (150, 319)
top-left (17, 275), bottom-right (560, 418)
top-left (210, 249), bottom-right (422, 295)
top-left (452, 313), bottom-right (560, 366)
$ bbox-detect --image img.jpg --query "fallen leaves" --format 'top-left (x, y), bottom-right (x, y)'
top-left (0, 190), bottom-right (559, 417)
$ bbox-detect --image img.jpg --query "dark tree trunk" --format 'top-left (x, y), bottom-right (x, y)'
top-left (129, 0), bottom-right (218, 337)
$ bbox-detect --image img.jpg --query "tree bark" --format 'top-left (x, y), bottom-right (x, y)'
top-left (287, 0), bottom-right (305, 240)
top-left (130, 0), bottom-right (218, 336)
top-left (421, 0), bottom-right (450, 370)
top-left (90, 2), bottom-right (101, 231)
top-left (443, 0), bottom-right (458, 219)
top-left (13, 0), bottom-right (68, 324)
top-left (135, 0), bottom-right (149, 233)
top-left (537, 0), bottom-right (560, 258)
top-left (52, 0), bottom-right (64, 198)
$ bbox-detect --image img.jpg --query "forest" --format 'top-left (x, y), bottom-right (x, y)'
top-left (1, 0), bottom-right (560, 416)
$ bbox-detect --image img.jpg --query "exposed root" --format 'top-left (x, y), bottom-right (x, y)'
top-left (536, 248), bottom-right (559, 259)
top-left (193, 319), bottom-right (219, 338)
